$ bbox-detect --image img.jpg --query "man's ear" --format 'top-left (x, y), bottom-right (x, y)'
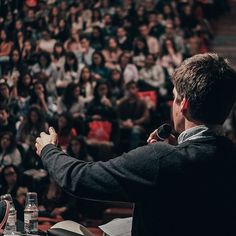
top-left (180, 98), bottom-right (188, 116)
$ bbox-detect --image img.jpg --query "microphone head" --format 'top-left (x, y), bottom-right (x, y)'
top-left (156, 123), bottom-right (172, 140)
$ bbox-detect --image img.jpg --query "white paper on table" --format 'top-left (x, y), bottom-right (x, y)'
top-left (99, 217), bottom-right (132, 236)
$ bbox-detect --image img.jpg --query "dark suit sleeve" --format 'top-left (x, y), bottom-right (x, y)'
top-left (41, 144), bottom-right (162, 202)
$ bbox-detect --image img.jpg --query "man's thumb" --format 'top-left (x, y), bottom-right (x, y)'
top-left (49, 127), bottom-right (58, 144)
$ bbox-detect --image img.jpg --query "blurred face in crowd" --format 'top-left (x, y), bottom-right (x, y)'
top-left (17, 31), bottom-right (24, 41)
top-left (59, 1), bottom-right (67, 11)
top-left (120, 53), bottom-right (130, 65)
top-left (174, 17), bottom-right (181, 27)
top-left (165, 22), bottom-right (174, 35)
top-left (139, 25), bottom-right (149, 37)
top-left (81, 38), bottom-right (90, 50)
top-left (0, 30), bottom-right (7, 41)
top-left (0, 109), bottom-right (9, 124)
top-left (30, 110), bottom-right (39, 124)
top-left (108, 38), bottom-right (117, 50)
top-left (103, 14), bottom-right (112, 25)
top-left (166, 39), bottom-right (174, 48)
top-left (15, 20), bottom-right (23, 31)
top-left (92, 27), bottom-right (101, 38)
top-left (98, 84), bottom-right (108, 97)
top-left (117, 27), bottom-right (126, 38)
top-left (7, 12), bottom-right (13, 22)
top-left (39, 55), bottom-right (48, 67)
top-left (101, 0), bottom-right (110, 8)
top-left (157, 13), bottom-right (164, 23)
top-left (93, 53), bottom-right (102, 66)
top-left (81, 67), bottom-right (91, 81)
top-left (127, 83), bottom-right (138, 97)
top-left (71, 139), bottom-right (81, 155)
top-left (146, 55), bottom-right (155, 67)
top-left (73, 86), bottom-right (80, 98)
top-left (184, 5), bottom-right (192, 16)
top-left (137, 6), bottom-right (145, 17)
top-left (58, 115), bottom-right (67, 129)
top-left (66, 56), bottom-right (75, 66)
top-left (70, 6), bottom-right (77, 15)
top-left (12, 50), bottom-right (20, 63)
top-left (0, 84), bottom-right (10, 98)
top-left (23, 40), bottom-right (32, 52)
top-left (111, 69), bottom-right (121, 82)
top-left (34, 83), bottom-right (44, 97)
top-left (148, 13), bottom-right (157, 24)
top-left (136, 39), bottom-right (145, 50)
top-left (163, 4), bottom-right (172, 15)
top-left (59, 19), bottom-right (66, 28)
top-left (144, 0), bottom-right (155, 11)
top-left (71, 29), bottom-right (79, 40)
top-left (22, 74), bottom-right (32, 87)
top-left (27, 9), bottom-right (35, 19)
top-left (52, 7), bottom-right (59, 16)
top-left (115, 7), bottom-right (123, 17)
top-left (0, 134), bottom-right (11, 150)
top-left (42, 31), bottom-right (50, 40)
top-left (3, 166), bottom-right (17, 186)
top-left (55, 44), bottom-right (63, 55)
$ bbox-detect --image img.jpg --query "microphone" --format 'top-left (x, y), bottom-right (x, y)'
top-left (156, 123), bottom-right (172, 141)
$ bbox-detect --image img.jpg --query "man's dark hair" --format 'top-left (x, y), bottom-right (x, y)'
top-left (172, 53), bottom-right (236, 124)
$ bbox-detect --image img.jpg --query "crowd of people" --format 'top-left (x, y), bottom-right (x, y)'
top-left (0, 0), bottom-right (232, 224)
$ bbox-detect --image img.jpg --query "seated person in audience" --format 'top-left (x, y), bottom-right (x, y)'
top-left (78, 67), bottom-right (95, 105)
top-left (86, 80), bottom-right (119, 147)
top-left (102, 37), bottom-right (122, 69)
top-left (17, 104), bottom-right (48, 151)
top-left (67, 136), bottom-right (93, 162)
top-left (58, 52), bottom-right (83, 90)
top-left (31, 51), bottom-right (58, 98)
top-left (79, 36), bottom-right (95, 66)
top-left (109, 69), bottom-right (125, 103)
top-left (0, 104), bottom-right (16, 136)
top-left (86, 80), bottom-right (117, 122)
top-left (158, 37), bottom-right (182, 77)
top-left (55, 113), bottom-right (77, 151)
top-left (138, 24), bottom-right (160, 55)
top-left (0, 132), bottom-right (22, 173)
top-left (25, 81), bottom-right (57, 119)
top-left (117, 52), bottom-right (139, 85)
top-left (0, 28), bottom-right (13, 76)
top-left (132, 36), bottom-right (149, 70)
top-left (90, 51), bottom-right (110, 81)
top-left (139, 54), bottom-right (167, 97)
top-left (0, 80), bottom-right (20, 122)
top-left (57, 83), bottom-right (85, 120)
top-left (38, 177), bottom-right (78, 221)
top-left (0, 165), bottom-right (29, 221)
top-left (117, 81), bottom-right (149, 152)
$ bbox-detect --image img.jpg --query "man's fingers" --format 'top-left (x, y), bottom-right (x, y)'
top-left (147, 130), bottom-right (158, 143)
top-left (36, 137), bottom-right (42, 145)
top-left (40, 132), bottom-right (46, 137)
top-left (49, 127), bottom-right (57, 144)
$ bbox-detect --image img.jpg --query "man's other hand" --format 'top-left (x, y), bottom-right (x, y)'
top-left (35, 127), bottom-right (58, 156)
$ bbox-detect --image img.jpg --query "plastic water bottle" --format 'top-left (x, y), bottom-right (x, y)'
top-left (0, 194), bottom-right (17, 235)
top-left (24, 192), bottom-right (38, 234)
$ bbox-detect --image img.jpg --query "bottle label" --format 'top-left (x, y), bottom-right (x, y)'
top-left (7, 214), bottom-right (16, 226)
top-left (24, 211), bottom-right (38, 233)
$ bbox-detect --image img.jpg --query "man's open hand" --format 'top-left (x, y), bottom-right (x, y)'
top-left (35, 127), bottom-right (58, 156)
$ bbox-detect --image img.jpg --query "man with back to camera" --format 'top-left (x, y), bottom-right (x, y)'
top-left (35, 53), bottom-right (236, 236)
